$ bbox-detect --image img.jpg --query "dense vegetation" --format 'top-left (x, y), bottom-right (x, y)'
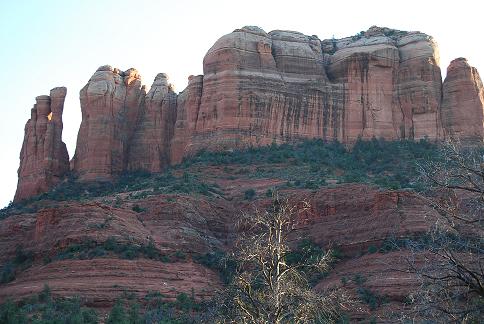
top-left (0, 246), bottom-right (34, 284)
top-left (1, 138), bottom-right (439, 219)
top-left (46, 237), bottom-right (186, 264)
top-left (0, 172), bottom-right (222, 219)
top-left (181, 138), bottom-right (438, 191)
top-left (0, 285), bottom-right (98, 324)
top-left (0, 285), bottom-right (205, 324)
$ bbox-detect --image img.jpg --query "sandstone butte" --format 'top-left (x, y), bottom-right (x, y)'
top-left (4, 25), bottom-right (484, 322)
top-left (14, 25), bottom-right (484, 202)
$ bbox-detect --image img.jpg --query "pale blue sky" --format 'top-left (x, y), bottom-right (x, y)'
top-left (1, 0), bottom-right (483, 207)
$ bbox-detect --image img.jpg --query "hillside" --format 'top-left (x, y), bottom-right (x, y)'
top-left (1, 139), bottom-right (445, 322)
top-left (2, 24), bottom-right (483, 323)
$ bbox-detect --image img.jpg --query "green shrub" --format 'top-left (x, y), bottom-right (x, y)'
top-left (244, 189), bottom-right (256, 200)
top-left (357, 287), bottom-right (387, 310)
top-left (367, 245), bottom-right (378, 254)
top-left (107, 292), bottom-right (205, 323)
top-left (128, 301), bottom-right (142, 324)
top-left (131, 204), bottom-right (146, 213)
top-left (0, 285), bottom-right (98, 324)
top-left (0, 263), bottom-right (15, 284)
top-left (352, 273), bottom-right (366, 285)
top-left (175, 292), bottom-right (200, 311)
top-left (193, 251), bottom-right (237, 284)
top-left (174, 251), bottom-right (187, 260)
top-left (265, 188), bottom-right (273, 197)
top-left (107, 299), bottom-right (128, 324)
top-left (49, 237), bottom-right (171, 263)
top-left (0, 246), bottom-right (35, 284)
top-left (0, 299), bottom-right (28, 324)
top-left (38, 284), bottom-right (51, 303)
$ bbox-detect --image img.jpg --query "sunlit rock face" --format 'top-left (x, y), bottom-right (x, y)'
top-left (325, 27), bottom-right (443, 141)
top-left (169, 26), bottom-right (460, 161)
top-left (187, 26), bottom-right (339, 153)
top-left (71, 26), bottom-right (484, 176)
top-left (14, 26), bottom-right (484, 201)
top-left (442, 58), bottom-right (484, 141)
top-left (15, 87), bottom-right (70, 202)
top-left (394, 32), bottom-right (443, 140)
top-left (72, 65), bottom-right (145, 180)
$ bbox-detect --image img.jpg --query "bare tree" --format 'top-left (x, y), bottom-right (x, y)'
top-left (214, 194), bottom-right (348, 323)
top-left (407, 141), bottom-right (484, 322)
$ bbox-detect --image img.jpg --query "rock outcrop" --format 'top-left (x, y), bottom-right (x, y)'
top-left (74, 26), bottom-right (483, 178)
top-left (72, 66), bottom-right (145, 180)
top-left (14, 88), bottom-right (69, 202)
top-left (1, 182), bottom-right (437, 319)
top-left (166, 26), bottom-right (481, 162)
top-left (326, 27), bottom-right (443, 141)
top-left (14, 26), bottom-right (484, 200)
top-left (171, 75), bottom-right (204, 164)
top-left (128, 73), bottom-right (177, 172)
top-left (442, 58), bottom-right (484, 141)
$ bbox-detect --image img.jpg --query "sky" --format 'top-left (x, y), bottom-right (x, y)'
top-left (0, 0), bottom-right (483, 207)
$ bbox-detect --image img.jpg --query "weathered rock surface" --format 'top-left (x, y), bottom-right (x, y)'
top-left (442, 58), bottom-right (484, 141)
top-left (14, 26), bottom-right (484, 200)
top-left (166, 26), bottom-right (482, 163)
top-left (0, 259), bottom-right (221, 307)
top-left (73, 66), bottom-right (145, 180)
top-left (14, 88), bottom-right (69, 202)
top-left (128, 73), bottom-right (177, 172)
top-left (1, 181), bottom-right (439, 322)
top-left (0, 194), bottom-right (231, 306)
top-left (0, 197), bottom-right (232, 265)
top-left (171, 75), bottom-right (204, 164)
top-left (300, 184), bottom-right (436, 254)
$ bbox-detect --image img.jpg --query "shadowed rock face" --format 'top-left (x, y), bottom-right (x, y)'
top-left (14, 26), bottom-right (484, 199)
top-left (14, 87), bottom-right (69, 202)
top-left (442, 58), bottom-right (484, 141)
top-left (128, 73), bottom-right (177, 172)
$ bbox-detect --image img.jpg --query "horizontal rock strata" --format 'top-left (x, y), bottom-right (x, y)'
top-left (14, 87), bottom-right (69, 201)
top-left (14, 26), bottom-right (484, 199)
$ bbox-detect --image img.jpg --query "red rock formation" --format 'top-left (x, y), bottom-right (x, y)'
top-left (128, 73), bottom-right (177, 172)
top-left (442, 57), bottom-right (484, 141)
top-left (167, 26), bottom-right (479, 163)
top-left (73, 66), bottom-right (145, 180)
top-left (395, 32), bottom-right (442, 140)
top-left (1, 183), bottom-right (437, 316)
top-left (14, 26), bottom-right (484, 200)
top-left (0, 193), bottom-right (232, 305)
top-left (14, 87), bottom-right (69, 202)
top-left (186, 26), bottom-right (339, 155)
top-left (171, 75), bottom-right (204, 164)
top-left (0, 259), bottom-right (221, 307)
top-left (66, 26), bottom-right (483, 177)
